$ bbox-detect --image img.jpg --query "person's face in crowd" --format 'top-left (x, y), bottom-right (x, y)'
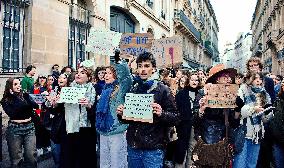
top-left (198, 70), bottom-right (206, 79)
top-left (176, 70), bottom-right (183, 80)
top-left (47, 76), bottom-right (54, 85)
top-left (75, 68), bottom-right (89, 84)
top-left (235, 76), bottom-right (244, 85)
top-left (53, 65), bottom-right (59, 72)
top-left (281, 81), bottom-right (284, 91)
top-left (39, 76), bottom-right (47, 86)
top-left (29, 68), bottom-right (36, 76)
top-left (189, 74), bottom-right (199, 88)
top-left (104, 68), bottom-right (115, 84)
top-left (217, 73), bottom-right (232, 84)
top-left (179, 76), bottom-right (187, 89)
top-left (137, 60), bottom-right (155, 80)
top-left (65, 68), bottom-right (72, 75)
top-left (12, 79), bottom-right (21, 93)
top-left (248, 61), bottom-right (261, 73)
top-left (98, 70), bottom-right (105, 81)
top-left (58, 74), bottom-right (68, 87)
top-left (252, 74), bottom-right (263, 87)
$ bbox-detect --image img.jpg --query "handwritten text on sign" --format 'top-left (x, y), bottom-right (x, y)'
top-left (151, 36), bottom-right (183, 68)
top-left (123, 93), bottom-right (154, 123)
top-left (204, 84), bottom-right (239, 108)
top-left (85, 27), bottom-right (122, 56)
top-left (58, 87), bottom-right (87, 104)
top-left (120, 33), bottom-right (154, 56)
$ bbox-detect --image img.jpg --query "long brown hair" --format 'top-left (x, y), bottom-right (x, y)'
top-left (279, 81), bottom-right (284, 97)
top-left (1, 77), bottom-right (23, 103)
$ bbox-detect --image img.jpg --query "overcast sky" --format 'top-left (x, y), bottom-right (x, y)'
top-left (210, 0), bottom-right (258, 55)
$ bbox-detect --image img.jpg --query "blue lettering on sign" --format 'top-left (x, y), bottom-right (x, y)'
top-left (126, 47), bottom-right (149, 55)
top-left (121, 36), bottom-right (132, 44)
top-left (136, 36), bottom-right (148, 44)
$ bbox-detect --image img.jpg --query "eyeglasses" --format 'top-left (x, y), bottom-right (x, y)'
top-left (249, 64), bottom-right (259, 68)
top-left (39, 76), bottom-right (46, 79)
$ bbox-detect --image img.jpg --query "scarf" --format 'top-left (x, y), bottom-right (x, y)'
top-left (96, 80), bottom-right (118, 133)
top-left (135, 77), bottom-right (155, 94)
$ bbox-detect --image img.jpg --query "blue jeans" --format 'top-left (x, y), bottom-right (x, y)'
top-left (127, 147), bottom-right (164, 168)
top-left (6, 121), bottom-right (37, 168)
top-left (273, 144), bottom-right (284, 168)
top-left (233, 139), bottom-right (260, 168)
top-left (51, 140), bottom-right (61, 168)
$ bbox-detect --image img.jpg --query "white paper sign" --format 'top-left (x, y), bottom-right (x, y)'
top-left (58, 87), bottom-right (87, 104)
top-left (85, 27), bottom-right (122, 56)
top-left (123, 93), bottom-right (154, 123)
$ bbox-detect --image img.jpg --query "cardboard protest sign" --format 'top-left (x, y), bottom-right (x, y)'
top-left (85, 27), bottom-right (122, 56)
top-left (58, 87), bottom-right (87, 104)
top-left (120, 33), bottom-right (154, 56)
top-left (122, 93), bottom-right (154, 123)
top-left (151, 36), bottom-right (183, 68)
top-left (204, 84), bottom-right (239, 108)
top-left (29, 94), bottom-right (46, 104)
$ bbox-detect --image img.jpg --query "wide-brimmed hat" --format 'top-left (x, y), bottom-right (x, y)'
top-left (206, 64), bottom-right (237, 83)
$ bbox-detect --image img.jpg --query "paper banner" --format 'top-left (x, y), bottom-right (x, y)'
top-left (204, 84), bottom-right (239, 108)
top-left (29, 94), bottom-right (46, 104)
top-left (58, 87), bottom-right (87, 104)
top-left (151, 36), bottom-right (183, 68)
top-left (122, 93), bottom-right (154, 123)
top-left (120, 33), bottom-right (154, 56)
top-left (85, 27), bottom-right (122, 56)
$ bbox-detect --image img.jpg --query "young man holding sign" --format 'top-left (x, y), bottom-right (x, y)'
top-left (116, 52), bottom-right (179, 168)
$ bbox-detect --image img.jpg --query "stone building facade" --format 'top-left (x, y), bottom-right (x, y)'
top-left (0, 0), bottom-right (219, 95)
top-left (173, 0), bottom-right (219, 70)
top-left (251, 0), bottom-right (284, 75)
top-left (223, 33), bottom-right (252, 73)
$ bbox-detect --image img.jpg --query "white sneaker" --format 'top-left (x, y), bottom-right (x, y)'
top-left (37, 148), bottom-right (43, 157)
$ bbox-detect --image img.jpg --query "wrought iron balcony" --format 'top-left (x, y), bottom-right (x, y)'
top-left (174, 10), bottom-right (201, 42)
top-left (204, 41), bottom-right (214, 58)
top-left (69, 3), bottom-right (90, 24)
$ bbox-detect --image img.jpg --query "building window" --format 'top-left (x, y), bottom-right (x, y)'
top-left (161, 0), bottom-right (166, 19)
top-left (146, 0), bottom-right (154, 8)
top-left (68, 1), bottom-right (91, 68)
top-left (1, 0), bottom-right (28, 73)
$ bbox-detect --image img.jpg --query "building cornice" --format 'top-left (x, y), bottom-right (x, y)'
top-left (131, 0), bottom-right (170, 32)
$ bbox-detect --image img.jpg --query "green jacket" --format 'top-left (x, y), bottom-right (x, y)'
top-left (21, 75), bottom-right (34, 93)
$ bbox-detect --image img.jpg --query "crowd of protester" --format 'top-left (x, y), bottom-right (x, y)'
top-left (1, 52), bottom-right (284, 168)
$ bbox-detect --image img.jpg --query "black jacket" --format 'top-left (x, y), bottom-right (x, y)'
top-left (1, 93), bottom-right (39, 120)
top-left (270, 95), bottom-right (284, 147)
top-left (174, 87), bottom-right (200, 163)
top-left (121, 82), bottom-right (179, 149)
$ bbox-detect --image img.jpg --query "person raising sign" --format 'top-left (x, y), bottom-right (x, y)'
top-left (116, 52), bottom-right (179, 168)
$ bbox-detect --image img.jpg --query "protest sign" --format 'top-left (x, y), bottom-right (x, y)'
top-left (122, 93), bottom-right (154, 123)
top-left (204, 84), bottom-right (239, 108)
top-left (120, 33), bottom-right (154, 56)
top-left (151, 36), bottom-right (183, 68)
top-left (29, 94), bottom-right (46, 104)
top-left (85, 27), bottom-right (122, 56)
top-left (58, 87), bottom-right (87, 104)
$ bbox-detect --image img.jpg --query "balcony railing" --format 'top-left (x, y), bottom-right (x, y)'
top-left (69, 3), bottom-right (90, 24)
top-left (199, 15), bottom-right (205, 25)
top-left (174, 10), bottom-right (201, 42)
top-left (204, 41), bottom-right (214, 58)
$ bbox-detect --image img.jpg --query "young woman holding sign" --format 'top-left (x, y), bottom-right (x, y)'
top-left (193, 64), bottom-right (240, 167)
top-left (96, 50), bottom-right (132, 168)
top-left (61, 65), bottom-right (97, 168)
top-left (1, 77), bottom-right (38, 168)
